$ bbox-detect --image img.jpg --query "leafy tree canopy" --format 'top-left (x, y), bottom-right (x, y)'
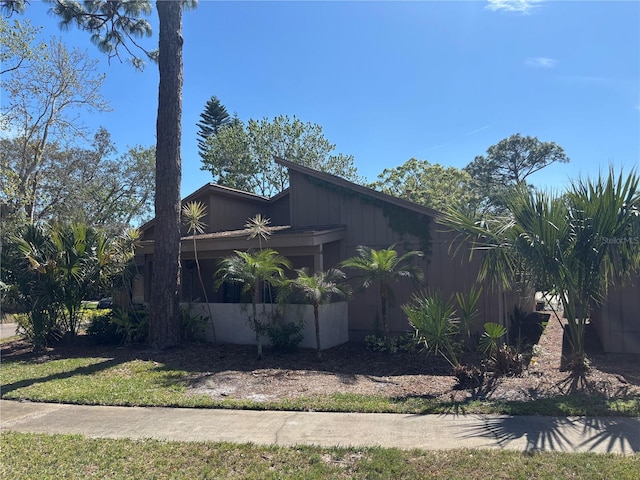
top-left (371, 158), bottom-right (479, 213)
top-left (200, 114), bottom-right (363, 197)
top-left (1, 130), bottom-right (155, 235)
top-left (1, 27), bottom-right (111, 228)
top-left (0, 16), bottom-right (46, 75)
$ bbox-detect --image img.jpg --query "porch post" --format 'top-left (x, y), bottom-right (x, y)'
top-left (314, 244), bottom-right (324, 273)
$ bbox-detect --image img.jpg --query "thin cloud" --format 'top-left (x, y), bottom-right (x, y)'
top-left (467, 124), bottom-right (491, 136)
top-left (525, 57), bottom-right (557, 68)
top-left (486, 0), bottom-right (543, 14)
top-left (420, 143), bottom-right (449, 154)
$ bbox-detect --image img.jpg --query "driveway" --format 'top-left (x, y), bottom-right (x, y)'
top-left (0, 323), bottom-right (18, 339)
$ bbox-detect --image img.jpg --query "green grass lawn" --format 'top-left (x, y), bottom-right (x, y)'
top-left (1, 349), bottom-right (638, 416)
top-left (2, 432), bottom-right (638, 480)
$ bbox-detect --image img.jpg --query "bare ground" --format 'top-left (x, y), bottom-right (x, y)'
top-left (185, 313), bottom-right (640, 404)
top-left (3, 312), bottom-right (639, 405)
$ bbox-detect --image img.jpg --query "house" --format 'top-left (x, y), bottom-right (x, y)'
top-left (590, 272), bottom-right (640, 354)
top-left (134, 158), bottom-right (523, 347)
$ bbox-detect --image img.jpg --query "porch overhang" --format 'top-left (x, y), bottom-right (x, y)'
top-left (137, 225), bottom-right (346, 272)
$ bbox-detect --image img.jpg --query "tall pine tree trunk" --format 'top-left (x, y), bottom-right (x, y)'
top-left (149, 0), bottom-right (183, 348)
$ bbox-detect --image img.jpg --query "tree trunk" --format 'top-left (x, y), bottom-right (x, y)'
top-left (148, 0), bottom-right (183, 349)
top-left (314, 302), bottom-right (322, 360)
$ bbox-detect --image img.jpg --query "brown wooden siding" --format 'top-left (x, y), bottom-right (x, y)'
top-left (591, 274), bottom-right (640, 353)
top-left (287, 170), bottom-right (512, 337)
top-left (203, 193), bottom-right (267, 233)
top-left (266, 193), bottom-right (290, 226)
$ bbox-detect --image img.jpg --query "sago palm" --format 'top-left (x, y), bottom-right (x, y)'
top-left (288, 268), bottom-right (352, 359)
top-left (341, 245), bottom-right (423, 348)
top-left (215, 249), bottom-right (291, 358)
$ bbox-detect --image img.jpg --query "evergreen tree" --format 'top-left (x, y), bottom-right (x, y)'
top-left (196, 95), bottom-right (231, 159)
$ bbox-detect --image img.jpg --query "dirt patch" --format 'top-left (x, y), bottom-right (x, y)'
top-left (3, 313), bottom-right (639, 404)
top-left (184, 316), bottom-right (639, 403)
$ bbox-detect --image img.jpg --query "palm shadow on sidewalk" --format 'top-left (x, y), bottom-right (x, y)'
top-left (459, 414), bottom-right (640, 454)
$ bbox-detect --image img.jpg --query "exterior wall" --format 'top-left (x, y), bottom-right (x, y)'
top-left (140, 173), bottom-right (531, 343)
top-left (287, 170), bottom-right (513, 339)
top-left (267, 193), bottom-right (290, 226)
top-left (143, 193), bottom-right (266, 241)
top-left (590, 274), bottom-right (640, 354)
top-left (201, 192), bottom-right (267, 234)
top-left (189, 301), bottom-right (349, 350)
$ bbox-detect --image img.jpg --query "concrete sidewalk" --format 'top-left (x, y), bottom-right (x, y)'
top-left (1, 400), bottom-right (638, 454)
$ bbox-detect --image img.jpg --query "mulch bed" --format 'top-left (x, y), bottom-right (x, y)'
top-left (3, 312), bottom-right (639, 404)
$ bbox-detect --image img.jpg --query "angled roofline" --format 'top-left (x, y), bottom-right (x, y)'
top-left (273, 157), bottom-right (442, 218)
top-left (138, 183), bottom-right (290, 232)
top-left (183, 182), bottom-right (270, 204)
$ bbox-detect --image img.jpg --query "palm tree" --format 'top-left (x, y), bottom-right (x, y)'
top-left (245, 214), bottom-right (271, 250)
top-left (11, 223), bottom-right (59, 351)
top-left (442, 169), bottom-right (640, 370)
top-left (341, 245), bottom-right (424, 348)
top-left (48, 224), bottom-right (111, 337)
top-left (215, 249), bottom-right (291, 358)
top-left (287, 268), bottom-right (352, 359)
top-left (12, 223), bottom-right (136, 349)
top-left (182, 201), bottom-right (216, 343)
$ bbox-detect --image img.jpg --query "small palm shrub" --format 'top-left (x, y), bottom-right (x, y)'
top-left (479, 322), bottom-right (507, 357)
top-left (14, 311), bottom-right (62, 346)
top-left (180, 305), bottom-right (209, 343)
top-left (111, 307), bottom-right (149, 345)
top-left (480, 322), bottom-right (526, 376)
top-left (403, 291), bottom-right (460, 368)
top-left (341, 245), bottom-right (423, 350)
top-left (455, 286), bottom-right (482, 350)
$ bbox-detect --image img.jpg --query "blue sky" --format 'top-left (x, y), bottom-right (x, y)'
top-left (13, 0), bottom-right (640, 197)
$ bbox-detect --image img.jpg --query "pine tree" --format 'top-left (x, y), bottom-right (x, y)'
top-left (196, 95), bottom-right (231, 159)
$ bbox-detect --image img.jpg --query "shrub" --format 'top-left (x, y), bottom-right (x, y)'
top-left (404, 291), bottom-right (461, 368)
top-left (14, 311), bottom-right (62, 347)
top-left (479, 322), bottom-right (526, 376)
top-left (111, 307), bottom-right (148, 345)
top-left (364, 332), bottom-right (419, 354)
top-left (453, 364), bottom-right (484, 389)
top-left (86, 311), bottom-right (121, 345)
top-left (180, 305), bottom-right (209, 343)
top-left (479, 322), bottom-right (507, 357)
top-left (364, 334), bottom-right (389, 352)
top-left (487, 344), bottom-right (526, 376)
top-left (267, 319), bottom-right (304, 353)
